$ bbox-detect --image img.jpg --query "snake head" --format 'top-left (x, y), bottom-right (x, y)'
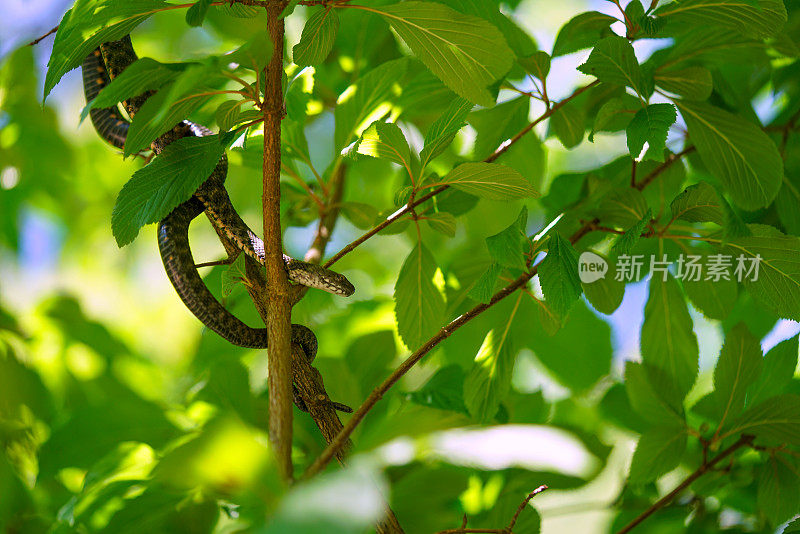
top-left (286, 261), bottom-right (356, 296)
top-left (326, 270), bottom-right (355, 297)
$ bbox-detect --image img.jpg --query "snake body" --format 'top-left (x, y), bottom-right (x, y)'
top-left (81, 44), bottom-right (352, 373)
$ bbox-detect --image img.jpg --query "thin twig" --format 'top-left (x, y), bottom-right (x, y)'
top-left (28, 25), bottom-right (58, 46)
top-left (615, 435), bottom-right (754, 534)
top-left (324, 80), bottom-right (600, 268)
top-left (304, 143), bottom-right (697, 478)
top-left (507, 485), bottom-right (549, 531)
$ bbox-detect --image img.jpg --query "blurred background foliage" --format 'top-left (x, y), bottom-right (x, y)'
top-left (1, 0), bottom-right (800, 533)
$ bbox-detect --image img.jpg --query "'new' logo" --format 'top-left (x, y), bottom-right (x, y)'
top-left (578, 251), bottom-right (608, 283)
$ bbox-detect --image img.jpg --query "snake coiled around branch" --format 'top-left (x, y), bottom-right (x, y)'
top-left (81, 41), bottom-right (354, 411)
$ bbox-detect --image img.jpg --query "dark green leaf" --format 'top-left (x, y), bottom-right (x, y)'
top-left (45, 0), bottom-right (168, 99)
top-left (611, 208), bottom-right (651, 257)
top-left (375, 2), bottom-right (514, 106)
top-left (628, 425), bottom-right (687, 484)
top-left (486, 207), bottom-right (528, 270)
top-left (112, 134), bottom-right (231, 246)
top-left (748, 336), bottom-right (799, 406)
top-left (654, 66), bottom-right (713, 101)
top-left (590, 94), bottom-right (640, 139)
top-left (80, 58), bottom-right (183, 122)
top-left (723, 225), bottom-right (800, 321)
top-left (625, 361), bottom-right (685, 425)
top-left (669, 181), bottom-right (723, 225)
top-left (626, 103), bottom-right (676, 162)
top-left (656, 0), bottom-right (787, 39)
top-left (577, 36), bottom-right (647, 97)
top-left (713, 324), bottom-right (762, 424)
top-left (552, 12), bottom-right (616, 57)
top-left (641, 273), bottom-right (699, 398)
top-left (757, 456), bottom-right (800, 526)
top-left (352, 121), bottom-right (413, 171)
top-left (538, 233), bottom-right (582, 319)
top-left (519, 51), bottom-right (551, 80)
top-left (550, 101), bottom-right (586, 149)
top-left (394, 242), bottom-right (446, 350)
top-left (722, 394), bottom-right (800, 445)
top-left (425, 212), bottom-right (457, 237)
top-left (464, 328), bottom-right (516, 422)
top-left (468, 263), bottom-right (502, 304)
top-left (598, 188), bottom-right (649, 228)
top-left (293, 8), bottom-right (340, 66)
top-left (676, 100), bottom-right (782, 210)
top-left (420, 97), bottom-right (473, 169)
top-left (581, 252), bottom-right (625, 315)
top-left (185, 0), bottom-right (212, 26)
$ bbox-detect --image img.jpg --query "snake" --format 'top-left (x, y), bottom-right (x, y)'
top-left (82, 42), bottom-right (354, 411)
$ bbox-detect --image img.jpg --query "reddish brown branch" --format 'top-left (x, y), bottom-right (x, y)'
top-left (615, 435), bottom-right (754, 534)
top-left (28, 25), bottom-right (58, 46)
top-left (305, 143), bottom-right (696, 478)
top-left (262, 3), bottom-right (294, 482)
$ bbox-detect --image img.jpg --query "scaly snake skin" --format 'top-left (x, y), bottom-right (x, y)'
top-left (81, 43), bottom-right (353, 411)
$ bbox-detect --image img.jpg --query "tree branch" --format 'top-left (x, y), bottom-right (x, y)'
top-left (261, 2), bottom-right (294, 482)
top-left (615, 435), bottom-right (754, 534)
top-left (304, 142), bottom-right (695, 478)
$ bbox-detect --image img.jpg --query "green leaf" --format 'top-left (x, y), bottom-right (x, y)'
top-left (626, 103), bottom-right (677, 162)
top-left (625, 361), bottom-right (685, 425)
top-left (112, 134), bottom-right (230, 246)
top-left (581, 253), bottom-right (625, 315)
top-left (518, 51), bottom-right (550, 80)
top-left (394, 243), bottom-right (446, 350)
top-left (45, 0), bottom-right (168, 100)
top-left (776, 179), bottom-right (800, 235)
top-left (293, 8), bottom-right (339, 66)
top-left (464, 329), bottom-right (515, 423)
top-left (527, 301), bottom-right (612, 391)
top-left (340, 202), bottom-right (379, 229)
top-left (722, 394), bottom-right (800, 445)
top-left (440, 162), bottom-right (539, 200)
top-left (228, 31), bottom-right (273, 73)
top-left (723, 225), bottom-right (800, 320)
top-left (486, 207), bottom-right (528, 270)
top-left (611, 208), bottom-right (651, 257)
top-left (185, 0), bottom-right (212, 26)
top-left (641, 273), bottom-right (699, 398)
top-left (223, 3), bottom-right (259, 17)
top-left (123, 84), bottom-right (214, 157)
top-left (713, 324), bottom-right (763, 425)
top-left (757, 456), bottom-right (800, 527)
top-left (407, 365), bottom-right (468, 415)
top-left (538, 233), bottom-right (582, 319)
top-left (425, 212), bottom-right (457, 237)
top-left (669, 181), bottom-right (723, 225)
top-left (550, 101), bottom-right (585, 149)
top-left (598, 188), bottom-right (649, 229)
top-left (80, 58), bottom-right (183, 123)
top-left (280, 0), bottom-right (302, 18)
top-left (656, 0), bottom-right (787, 39)
top-left (552, 11), bottom-right (616, 57)
top-left (375, 2), bottom-right (514, 106)
top-left (420, 97), bottom-right (473, 169)
top-left (335, 59), bottom-right (408, 150)
top-left (681, 259), bottom-right (738, 320)
top-left (215, 100), bottom-right (243, 132)
top-left (748, 336), bottom-right (799, 407)
top-left (468, 263), bottom-right (501, 304)
top-left (590, 94), bottom-right (640, 140)
top-left (628, 425), bottom-right (687, 484)
top-left (675, 100), bottom-right (782, 210)
top-left (352, 122), bottom-right (413, 171)
top-left (577, 36), bottom-right (647, 98)
top-left (654, 66), bottom-right (713, 101)
top-left (221, 254), bottom-right (247, 298)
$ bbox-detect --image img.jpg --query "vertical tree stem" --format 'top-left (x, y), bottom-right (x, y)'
top-left (263, 1), bottom-right (293, 482)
